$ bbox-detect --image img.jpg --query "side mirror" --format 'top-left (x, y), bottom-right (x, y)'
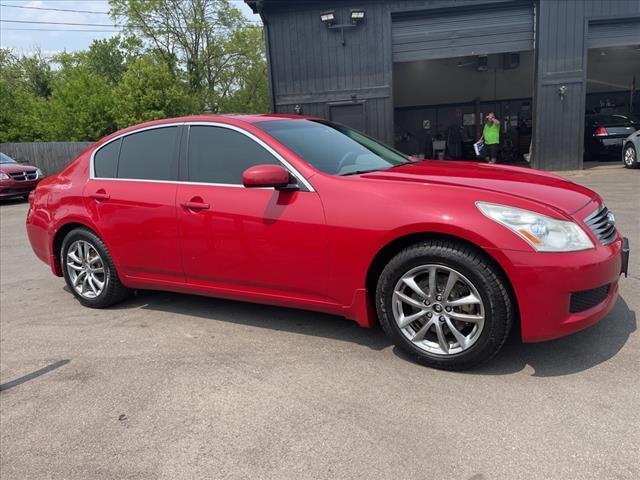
top-left (242, 164), bottom-right (295, 190)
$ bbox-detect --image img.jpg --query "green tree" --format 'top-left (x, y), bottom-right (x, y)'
top-left (0, 1), bottom-right (269, 143)
top-left (110, 0), bottom-right (244, 90)
top-left (109, 0), bottom-right (269, 112)
top-left (0, 49), bottom-right (50, 142)
top-left (113, 54), bottom-right (199, 128)
top-left (46, 54), bottom-right (118, 141)
top-left (84, 37), bottom-right (127, 84)
top-left (215, 26), bottom-right (269, 113)
top-left (19, 49), bottom-right (54, 98)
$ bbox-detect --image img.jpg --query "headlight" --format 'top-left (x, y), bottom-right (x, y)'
top-left (35, 168), bottom-right (44, 179)
top-left (0, 172), bottom-right (9, 180)
top-left (476, 202), bottom-right (594, 252)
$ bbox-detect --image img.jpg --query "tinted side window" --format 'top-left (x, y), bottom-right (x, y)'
top-left (94, 138), bottom-right (121, 178)
top-left (117, 127), bottom-right (178, 181)
top-left (187, 126), bottom-right (278, 184)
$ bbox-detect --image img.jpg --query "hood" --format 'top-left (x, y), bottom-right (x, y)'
top-left (362, 161), bottom-right (596, 215)
top-left (0, 163), bottom-right (38, 174)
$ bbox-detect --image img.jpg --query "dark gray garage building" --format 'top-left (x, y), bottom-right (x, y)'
top-left (247, 0), bottom-right (640, 171)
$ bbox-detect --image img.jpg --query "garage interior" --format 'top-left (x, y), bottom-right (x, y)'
top-left (393, 46), bottom-right (640, 162)
top-left (390, 3), bottom-right (639, 165)
top-left (393, 51), bottom-right (534, 162)
top-left (390, 1), bottom-right (535, 163)
top-left (585, 45), bottom-right (640, 116)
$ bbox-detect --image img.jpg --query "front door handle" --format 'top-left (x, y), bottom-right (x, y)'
top-left (90, 190), bottom-right (110, 201)
top-left (181, 200), bottom-right (210, 211)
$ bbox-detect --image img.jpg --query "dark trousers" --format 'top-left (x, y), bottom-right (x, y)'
top-left (485, 143), bottom-right (500, 162)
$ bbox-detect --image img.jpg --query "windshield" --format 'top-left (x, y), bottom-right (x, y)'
top-left (0, 152), bottom-right (17, 164)
top-left (256, 119), bottom-right (410, 175)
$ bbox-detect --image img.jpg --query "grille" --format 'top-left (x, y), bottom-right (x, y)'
top-left (8, 171), bottom-right (38, 181)
top-left (584, 204), bottom-right (616, 245)
top-left (569, 284), bottom-right (610, 313)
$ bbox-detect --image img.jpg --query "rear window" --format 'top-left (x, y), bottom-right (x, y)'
top-left (593, 115), bottom-right (628, 125)
top-left (93, 138), bottom-right (121, 178)
top-left (117, 127), bottom-right (178, 181)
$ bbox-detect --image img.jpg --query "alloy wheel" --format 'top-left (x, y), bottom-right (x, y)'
top-left (624, 146), bottom-right (636, 166)
top-left (392, 265), bottom-right (485, 355)
top-left (66, 240), bottom-right (107, 299)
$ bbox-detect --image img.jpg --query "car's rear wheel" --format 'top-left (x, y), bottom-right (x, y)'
top-left (376, 240), bottom-right (513, 370)
top-left (623, 143), bottom-right (638, 169)
top-left (61, 228), bottom-right (130, 308)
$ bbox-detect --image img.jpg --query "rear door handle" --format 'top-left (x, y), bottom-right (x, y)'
top-left (181, 201), bottom-right (210, 211)
top-left (90, 191), bottom-right (110, 201)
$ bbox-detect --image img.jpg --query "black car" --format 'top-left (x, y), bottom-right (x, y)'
top-left (584, 114), bottom-right (638, 161)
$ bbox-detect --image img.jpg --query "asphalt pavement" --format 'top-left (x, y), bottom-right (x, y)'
top-left (1, 164), bottom-right (639, 480)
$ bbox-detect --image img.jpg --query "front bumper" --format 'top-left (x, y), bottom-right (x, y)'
top-left (489, 235), bottom-right (627, 342)
top-left (0, 179), bottom-right (40, 198)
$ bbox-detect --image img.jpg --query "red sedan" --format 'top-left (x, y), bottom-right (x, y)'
top-left (26, 115), bottom-right (630, 369)
top-left (1, 152), bottom-right (44, 199)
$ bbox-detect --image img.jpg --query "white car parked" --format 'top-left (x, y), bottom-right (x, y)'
top-left (623, 130), bottom-right (639, 169)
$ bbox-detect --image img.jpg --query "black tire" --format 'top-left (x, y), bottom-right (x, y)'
top-left (61, 227), bottom-right (130, 308)
top-left (375, 240), bottom-right (513, 370)
top-left (623, 143), bottom-right (638, 169)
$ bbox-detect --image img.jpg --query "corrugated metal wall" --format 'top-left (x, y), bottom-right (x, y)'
top-left (263, 1), bottom-right (394, 143)
top-left (276, 98), bottom-right (393, 146)
top-left (532, 0), bottom-right (640, 170)
top-left (261, 0), bottom-right (640, 170)
top-left (263, 0), bottom-right (517, 146)
top-left (391, 1), bottom-right (534, 62)
top-left (587, 19), bottom-right (640, 49)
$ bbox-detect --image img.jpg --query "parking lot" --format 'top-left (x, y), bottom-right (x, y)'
top-left (1, 165), bottom-right (638, 480)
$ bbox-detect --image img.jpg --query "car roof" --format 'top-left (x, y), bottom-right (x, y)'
top-left (223, 113), bottom-right (320, 124)
top-left (94, 114), bottom-right (321, 147)
top-left (132, 113), bottom-right (317, 127)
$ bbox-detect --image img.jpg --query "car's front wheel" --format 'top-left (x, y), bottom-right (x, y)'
top-left (376, 240), bottom-right (513, 370)
top-left (61, 228), bottom-right (130, 308)
top-left (623, 143), bottom-right (638, 169)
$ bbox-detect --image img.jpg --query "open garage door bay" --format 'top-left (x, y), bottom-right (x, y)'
top-left (392, 1), bottom-right (534, 63)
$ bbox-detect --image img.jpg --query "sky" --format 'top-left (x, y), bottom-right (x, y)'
top-left (0, 0), bottom-right (261, 54)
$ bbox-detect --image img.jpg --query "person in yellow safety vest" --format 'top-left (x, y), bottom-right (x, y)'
top-left (478, 112), bottom-right (501, 164)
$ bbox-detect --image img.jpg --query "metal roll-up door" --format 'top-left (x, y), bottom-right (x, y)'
top-left (392, 1), bottom-right (534, 63)
top-left (587, 19), bottom-right (640, 49)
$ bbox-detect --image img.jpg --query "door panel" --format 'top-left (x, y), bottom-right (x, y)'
top-left (84, 179), bottom-right (182, 282)
top-left (177, 184), bottom-right (327, 298)
top-left (84, 125), bottom-right (183, 282)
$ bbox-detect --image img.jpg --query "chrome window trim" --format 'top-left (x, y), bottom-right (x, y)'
top-left (89, 121), bottom-right (315, 192)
